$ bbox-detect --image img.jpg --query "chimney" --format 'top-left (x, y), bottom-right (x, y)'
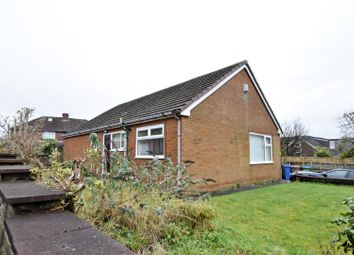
top-left (62, 113), bottom-right (69, 120)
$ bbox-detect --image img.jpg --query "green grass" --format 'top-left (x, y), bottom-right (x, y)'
top-left (167, 182), bottom-right (353, 255)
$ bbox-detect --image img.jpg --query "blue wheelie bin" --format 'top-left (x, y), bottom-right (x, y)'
top-left (282, 164), bottom-right (291, 180)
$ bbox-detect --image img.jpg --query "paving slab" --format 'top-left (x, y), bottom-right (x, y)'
top-left (0, 153), bottom-right (17, 158)
top-left (0, 165), bottom-right (32, 174)
top-left (6, 211), bottom-right (135, 255)
top-left (0, 181), bottom-right (65, 204)
top-left (0, 158), bottom-right (26, 165)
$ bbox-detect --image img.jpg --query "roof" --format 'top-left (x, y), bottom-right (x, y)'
top-left (65, 60), bottom-right (281, 138)
top-left (30, 116), bottom-right (87, 133)
top-left (302, 136), bottom-right (340, 156)
top-left (302, 136), bottom-right (329, 148)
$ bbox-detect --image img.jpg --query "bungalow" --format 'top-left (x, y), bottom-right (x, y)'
top-left (64, 61), bottom-right (282, 190)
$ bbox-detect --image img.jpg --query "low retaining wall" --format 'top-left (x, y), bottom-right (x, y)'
top-left (282, 156), bottom-right (354, 171)
top-left (0, 195), bottom-right (15, 255)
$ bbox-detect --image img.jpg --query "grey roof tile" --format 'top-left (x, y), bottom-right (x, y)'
top-left (65, 61), bottom-right (250, 137)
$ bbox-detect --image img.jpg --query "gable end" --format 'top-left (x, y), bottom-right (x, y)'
top-left (180, 64), bottom-right (282, 133)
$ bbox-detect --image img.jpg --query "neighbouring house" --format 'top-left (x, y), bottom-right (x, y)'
top-left (29, 113), bottom-right (87, 143)
top-left (64, 61), bottom-right (283, 190)
top-left (281, 136), bottom-right (345, 157)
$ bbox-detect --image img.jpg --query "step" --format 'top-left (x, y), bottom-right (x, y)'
top-left (0, 181), bottom-right (65, 213)
top-left (0, 158), bottom-right (26, 165)
top-left (0, 165), bottom-right (33, 181)
top-left (5, 211), bottom-right (135, 255)
top-left (0, 153), bottom-right (17, 159)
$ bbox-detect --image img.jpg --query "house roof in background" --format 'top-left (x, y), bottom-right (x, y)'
top-left (30, 116), bottom-right (87, 133)
top-left (65, 60), bottom-right (282, 138)
top-left (302, 136), bottom-right (329, 148)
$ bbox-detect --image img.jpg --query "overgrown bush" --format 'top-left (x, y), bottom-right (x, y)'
top-left (323, 198), bottom-right (354, 255)
top-left (315, 146), bottom-right (330, 157)
top-left (332, 198), bottom-right (354, 254)
top-left (341, 146), bottom-right (354, 159)
top-left (40, 139), bottom-right (64, 165)
top-left (35, 133), bottom-right (216, 253)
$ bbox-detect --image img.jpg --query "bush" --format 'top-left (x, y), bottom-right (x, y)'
top-left (35, 133), bottom-right (216, 253)
top-left (341, 146), bottom-right (354, 159)
top-left (315, 147), bottom-right (330, 157)
top-left (324, 198), bottom-right (354, 254)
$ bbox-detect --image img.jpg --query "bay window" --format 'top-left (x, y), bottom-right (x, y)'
top-left (136, 124), bottom-right (164, 158)
top-left (249, 133), bottom-right (273, 164)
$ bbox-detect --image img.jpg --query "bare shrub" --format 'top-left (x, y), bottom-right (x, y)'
top-left (0, 107), bottom-right (44, 167)
top-left (34, 133), bottom-right (216, 253)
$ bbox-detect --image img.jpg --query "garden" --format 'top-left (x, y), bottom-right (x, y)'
top-left (1, 108), bottom-right (353, 255)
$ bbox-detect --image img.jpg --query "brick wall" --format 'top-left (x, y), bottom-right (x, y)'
top-left (181, 69), bottom-right (281, 191)
top-left (64, 118), bottom-right (178, 164)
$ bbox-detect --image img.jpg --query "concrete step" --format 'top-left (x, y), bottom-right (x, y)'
top-left (5, 211), bottom-right (135, 255)
top-left (0, 181), bottom-right (65, 214)
top-left (0, 165), bottom-right (33, 181)
top-left (0, 153), bottom-right (17, 159)
top-left (0, 158), bottom-right (27, 165)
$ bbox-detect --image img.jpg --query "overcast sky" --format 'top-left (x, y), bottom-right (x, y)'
top-left (0, 0), bottom-right (353, 138)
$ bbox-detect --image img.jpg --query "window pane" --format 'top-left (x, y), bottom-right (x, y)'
top-left (265, 146), bottom-right (272, 161)
top-left (250, 135), bottom-right (265, 162)
top-left (347, 171), bottom-right (354, 179)
top-left (120, 133), bottom-right (126, 149)
top-left (42, 132), bottom-right (56, 140)
top-left (138, 130), bottom-right (148, 137)
top-left (326, 170), bottom-right (347, 178)
top-left (265, 137), bottom-right (271, 145)
top-left (104, 134), bottom-right (111, 150)
top-left (112, 133), bottom-right (121, 150)
top-left (137, 138), bottom-right (163, 156)
top-left (151, 128), bottom-right (163, 136)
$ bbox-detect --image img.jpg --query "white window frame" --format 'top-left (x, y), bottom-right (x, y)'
top-left (329, 141), bottom-right (336, 150)
top-left (135, 124), bottom-right (164, 159)
top-left (249, 132), bottom-right (273, 164)
top-left (42, 131), bottom-right (56, 140)
top-left (103, 131), bottom-right (126, 152)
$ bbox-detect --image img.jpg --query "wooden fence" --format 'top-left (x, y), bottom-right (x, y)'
top-left (281, 156), bottom-right (354, 172)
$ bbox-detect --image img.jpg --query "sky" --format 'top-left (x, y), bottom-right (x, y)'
top-left (0, 0), bottom-right (353, 138)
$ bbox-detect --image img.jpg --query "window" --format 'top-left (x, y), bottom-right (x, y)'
top-left (326, 170), bottom-right (347, 179)
top-left (103, 131), bottom-right (126, 151)
top-left (249, 133), bottom-right (273, 164)
top-left (329, 141), bottom-right (336, 149)
top-left (42, 132), bottom-right (56, 140)
top-left (136, 124), bottom-right (164, 158)
top-left (347, 171), bottom-right (354, 179)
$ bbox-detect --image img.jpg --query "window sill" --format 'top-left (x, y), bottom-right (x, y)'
top-left (250, 161), bottom-right (274, 165)
top-left (110, 149), bottom-right (126, 152)
top-left (135, 156), bottom-right (165, 160)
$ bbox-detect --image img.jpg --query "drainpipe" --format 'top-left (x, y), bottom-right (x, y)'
top-left (174, 111), bottom-right (182, 164)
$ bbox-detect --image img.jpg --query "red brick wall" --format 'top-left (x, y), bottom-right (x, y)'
top-left (181, 69), bottom-right (281, 191)
top-left (64, 118), bottom-right (178, 163)
top-left (64, 69), bottom-right (281, 191)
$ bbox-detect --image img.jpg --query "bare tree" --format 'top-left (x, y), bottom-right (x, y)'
top-left (339, 111), bottom-right (354, 136)
top-left (337, 111), bottom-right (354, 158)
top-left (0, 107), bottom-right (44, 167)
top-left (281, 119), bottom-right (309, 156)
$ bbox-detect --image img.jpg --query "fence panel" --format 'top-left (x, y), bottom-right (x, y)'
top-left (281, 157), bottom-right (354, 172)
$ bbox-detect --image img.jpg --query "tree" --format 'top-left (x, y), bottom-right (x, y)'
top-left (281, 119), bottom-right (309, 156)
top-left (339, 111), bottom-right (354, 136)
top-left (338, 111), bottom-right (354, 158)
top-left (0, 107), bottom-right (44, 167)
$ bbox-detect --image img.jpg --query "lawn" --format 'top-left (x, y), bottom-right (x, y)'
top-left (167, 182), bottom-right (353, 255)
